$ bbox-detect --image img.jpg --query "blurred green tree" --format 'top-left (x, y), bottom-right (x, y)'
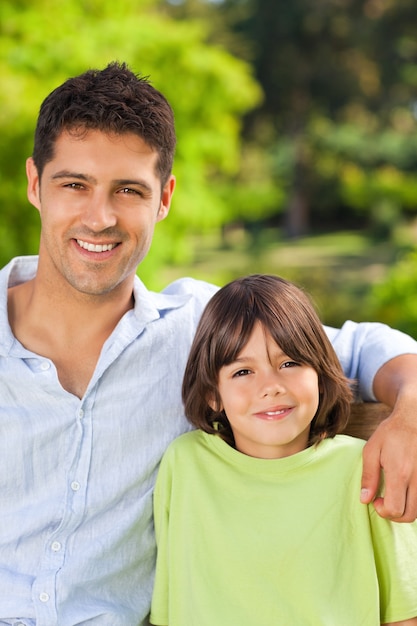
top-left (176, 0), bottom-right (417, 237)
top-left (369, 248), bottom-right (417, 338)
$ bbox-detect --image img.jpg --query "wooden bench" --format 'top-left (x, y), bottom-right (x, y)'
top-left (342, 402), bottom-right (391, 440)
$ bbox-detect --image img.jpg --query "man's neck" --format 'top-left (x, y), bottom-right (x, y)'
top-left (8, 275), bottom-right (135, 398)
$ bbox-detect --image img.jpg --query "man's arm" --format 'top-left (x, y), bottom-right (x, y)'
top-left (326, 321), bottom-right (417, 522)
top-left (360, 354), bottom-right (417, 523)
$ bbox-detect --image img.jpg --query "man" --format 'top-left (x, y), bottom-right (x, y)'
top-left (1, 61), bottom-right (417, 625)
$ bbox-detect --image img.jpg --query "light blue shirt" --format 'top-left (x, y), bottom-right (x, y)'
top-left (1, 256), bottom-right (417, 626)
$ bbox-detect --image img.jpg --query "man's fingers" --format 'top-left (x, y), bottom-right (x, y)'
top-left (372, 490), bottom-right (406, 523)
top-left (362, 435), bottom-right (417, 521)
top-left (373, 467), bottom-right (417, 522)
top-left (359, 404), bottom-right (417, 521)
top-left (372, 495), bottom-right (417, 523)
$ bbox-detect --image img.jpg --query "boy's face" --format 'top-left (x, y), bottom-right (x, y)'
top-left (216, 322), bottom-right (319, 459)
top-left (26, 129), bottom-right (175, 299)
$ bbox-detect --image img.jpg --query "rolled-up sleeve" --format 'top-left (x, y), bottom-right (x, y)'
top-left (325, 321), bottom-right (417, 400)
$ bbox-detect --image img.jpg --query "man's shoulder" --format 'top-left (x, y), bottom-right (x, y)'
top-left (0, 256), bottom-right (38, 288)
top-left (141, 276), bottom-right (218, 318)
top-left (161, 276), bottom-right (218, 299)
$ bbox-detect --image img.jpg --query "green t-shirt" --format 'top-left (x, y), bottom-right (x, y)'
top-left (150, 431), bottom-right (417, 626)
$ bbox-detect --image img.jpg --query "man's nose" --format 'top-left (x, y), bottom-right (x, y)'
top-left (80, 193), bottom-right (117, 231)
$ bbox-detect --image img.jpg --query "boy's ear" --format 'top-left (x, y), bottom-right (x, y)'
top-left (207, 393), bottom-right (222, 413)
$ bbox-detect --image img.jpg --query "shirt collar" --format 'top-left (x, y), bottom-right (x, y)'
top-left (0, 256), bottom-right (192, 356)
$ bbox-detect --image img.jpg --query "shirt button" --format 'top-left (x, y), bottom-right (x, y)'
top-left (71, 481), bottom-right (80, 491)
top-left (77, 408), bottom-right (84, 419)
top-left (51, 541), bottom-right (62, 552)
top-left (39, 592), bottom-right (50, 602)
top-left (40, 361), bottom-right (50, 371)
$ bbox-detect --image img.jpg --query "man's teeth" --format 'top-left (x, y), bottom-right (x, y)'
top-left (77, 240), bottom-right (117, 252)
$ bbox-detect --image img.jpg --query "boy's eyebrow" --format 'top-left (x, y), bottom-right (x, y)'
top-left (222, 356), bottom-right (250, 368)
top-left (225, 347), bottom-right (287, 366)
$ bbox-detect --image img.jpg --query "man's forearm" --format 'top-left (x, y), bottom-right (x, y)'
top-left (373, 354), bottom-right (417, 409)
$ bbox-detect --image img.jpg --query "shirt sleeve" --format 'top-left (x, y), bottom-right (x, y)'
top-left (369, 508), bottom-right (417, 622)
top-left (324, 320), bottom-right (417, 400)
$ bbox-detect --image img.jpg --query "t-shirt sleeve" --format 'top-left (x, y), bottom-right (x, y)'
top-left (150, 454), bottom-right (172, 626)
top-left (369, 507), bottom-right (417, 622)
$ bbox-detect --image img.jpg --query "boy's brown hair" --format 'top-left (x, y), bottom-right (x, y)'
top-left (182, 274), bottom-right (353, 447)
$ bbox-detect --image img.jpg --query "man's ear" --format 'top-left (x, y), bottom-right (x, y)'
top-left (157, 174), bottom-right (176, 222)
top-left (26, 157), bottom-right (41, 211)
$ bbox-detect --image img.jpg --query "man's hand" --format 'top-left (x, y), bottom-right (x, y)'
top-left (356, 352), bottom-right (417, 522)
top-left (360, 410), bottom-right (417, 522)
top-left (350, 354), bottom-right (417, 522)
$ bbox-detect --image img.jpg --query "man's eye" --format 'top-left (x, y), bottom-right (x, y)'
top-left (120, 187), bottom-right (141, 195)
top-left (65, 182), bottom-right (84, 189)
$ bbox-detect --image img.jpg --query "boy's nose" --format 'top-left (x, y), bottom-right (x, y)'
top-left (260, 372), bottom-right (285, 398)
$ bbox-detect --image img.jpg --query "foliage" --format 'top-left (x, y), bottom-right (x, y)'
top-left (189, 0), bottom-right (417, 237)
top-left (3, 0), bottom-right (417, 328)
top-left (0, 0), bottom-right (262, 282)
top-left (369, 247), bottom-right (417, 338)
top-left (154, 223), bottom-right (407, 330)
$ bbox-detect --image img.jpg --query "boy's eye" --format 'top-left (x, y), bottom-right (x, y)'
top-left (232, 369), bottom-right (251, 378)
top-left (281, 361), bottom-right (299, 369)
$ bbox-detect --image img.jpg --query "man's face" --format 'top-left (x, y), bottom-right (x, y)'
top-left (26, 129), bottom-right (175, 298)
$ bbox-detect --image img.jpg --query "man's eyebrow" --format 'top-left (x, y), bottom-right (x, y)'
top-left (51, 170), bottom-right (97, 184)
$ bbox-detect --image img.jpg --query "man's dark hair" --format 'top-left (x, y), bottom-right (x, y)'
top-left (32, 61), bottom-right (176, 186)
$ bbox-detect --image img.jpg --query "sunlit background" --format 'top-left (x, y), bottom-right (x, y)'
top-left (1, 0), bottom-right (417, 333)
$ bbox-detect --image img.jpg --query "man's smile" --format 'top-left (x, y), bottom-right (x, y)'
top-left (76, 238), bottom-right (119, 252)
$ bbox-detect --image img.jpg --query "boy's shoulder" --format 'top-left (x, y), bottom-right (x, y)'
top-left (330, 433), bottom-right (366, 450)
top-left (317, 434), bottom-right (365, 466)
top-left (160, 429), bottom-right (207, 461)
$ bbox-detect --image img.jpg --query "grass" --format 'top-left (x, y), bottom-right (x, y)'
top-left (151, 225), bottom-right (413, 329)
